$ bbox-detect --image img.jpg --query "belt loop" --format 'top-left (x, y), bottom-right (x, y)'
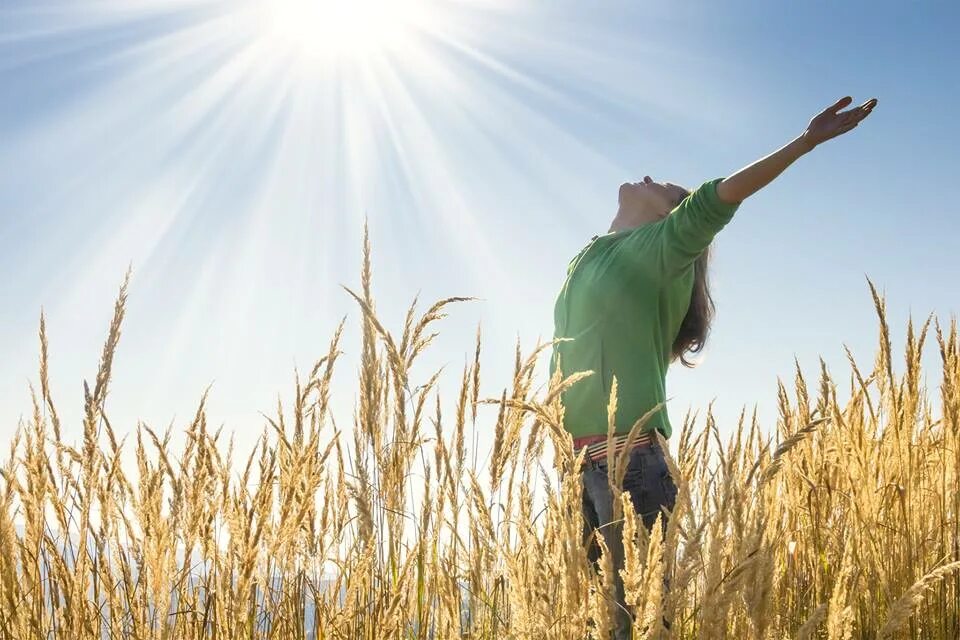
top-left (577, 448), bottom-right (600, 471)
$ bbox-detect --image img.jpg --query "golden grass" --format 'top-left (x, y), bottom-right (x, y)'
top-left (1, 224), bottom-right (958, 638)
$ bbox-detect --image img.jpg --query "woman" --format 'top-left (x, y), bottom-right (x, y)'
top-left (549, 95), bottom-right (877, 637)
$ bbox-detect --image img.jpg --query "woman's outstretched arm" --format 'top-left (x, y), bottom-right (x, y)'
top-left (716, 96), bottom-right (878, 205)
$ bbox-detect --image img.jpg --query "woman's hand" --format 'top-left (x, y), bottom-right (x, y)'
top-left (716, 95), bottom-right (878, 205)
top-left (801, 96), bottom-right (877, 150)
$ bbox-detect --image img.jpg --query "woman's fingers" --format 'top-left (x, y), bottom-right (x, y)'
top-left (857, 98), bottom-right (878, 119)
top-left (827, 96), bottom-right (877, 120)
top-left (838, 99), bottom-right (877, 124)
top-left (825, 96), bottom-right (853, 114)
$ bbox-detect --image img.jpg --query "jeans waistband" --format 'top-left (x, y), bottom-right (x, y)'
top-left (574, 431), bottom-right (655, 464)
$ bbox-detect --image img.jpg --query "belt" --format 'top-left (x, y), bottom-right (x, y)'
top-left (573, 431), bottom-right (655, 464)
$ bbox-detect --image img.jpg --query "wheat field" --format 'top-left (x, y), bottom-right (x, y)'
top-left (1, 227), bottom-right (958, 639)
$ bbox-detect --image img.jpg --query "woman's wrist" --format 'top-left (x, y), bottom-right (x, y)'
top-left (796, 132), bottom-right (817, 154)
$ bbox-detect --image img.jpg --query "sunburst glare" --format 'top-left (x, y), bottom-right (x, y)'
top-left (250, 0), bottom-right (435, 61)
top-left (0, 0), bottom-right (731, 448)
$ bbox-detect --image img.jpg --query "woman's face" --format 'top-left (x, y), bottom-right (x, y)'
top-left (619, 176), bottom-right (689, 221)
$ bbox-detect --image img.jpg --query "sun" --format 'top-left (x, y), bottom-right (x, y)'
top-left (252, 0), bottom-right (433, 61)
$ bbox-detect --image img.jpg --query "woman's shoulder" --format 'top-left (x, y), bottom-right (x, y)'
top-left (608, 221), bottom-right (665, 252)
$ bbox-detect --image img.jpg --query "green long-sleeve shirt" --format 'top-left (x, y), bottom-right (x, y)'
top-left (549, 177), bottom-right (741, 439)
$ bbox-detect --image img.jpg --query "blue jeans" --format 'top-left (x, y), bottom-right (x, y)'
top-left (581, 441), bottom-right (678, 639)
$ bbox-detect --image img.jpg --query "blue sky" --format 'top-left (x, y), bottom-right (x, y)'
top-left (1, 0), bottom-right (957, 463)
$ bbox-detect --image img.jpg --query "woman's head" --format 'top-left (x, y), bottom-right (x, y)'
top-left (615, 175), bottom-right (690, 229)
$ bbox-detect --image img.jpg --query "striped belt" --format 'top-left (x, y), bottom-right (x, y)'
top-left (573, 431), bottom-right (655, 463)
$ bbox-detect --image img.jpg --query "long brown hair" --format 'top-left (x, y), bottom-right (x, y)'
top-left (670, 188), bottom-right (715, 367)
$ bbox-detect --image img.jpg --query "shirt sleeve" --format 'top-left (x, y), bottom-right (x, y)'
top-left (617, 177), bottom-right (741, 281)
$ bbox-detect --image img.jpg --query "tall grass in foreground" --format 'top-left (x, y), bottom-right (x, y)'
top-left (1, 226), bottom-right (958, 639)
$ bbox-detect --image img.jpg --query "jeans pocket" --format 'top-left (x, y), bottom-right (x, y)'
top-left (619, 448), bottom-right (645, 489)
top-left (659, 466), bottom-right (678, 511)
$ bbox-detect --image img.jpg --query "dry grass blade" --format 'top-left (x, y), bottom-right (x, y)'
top-left (879, 560), bottom-right (960, 638)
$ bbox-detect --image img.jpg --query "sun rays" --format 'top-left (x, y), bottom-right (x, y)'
top-left (0, 0), bottom-right (728, 442)
top-left (248, 0), bottom-right (435, 61)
